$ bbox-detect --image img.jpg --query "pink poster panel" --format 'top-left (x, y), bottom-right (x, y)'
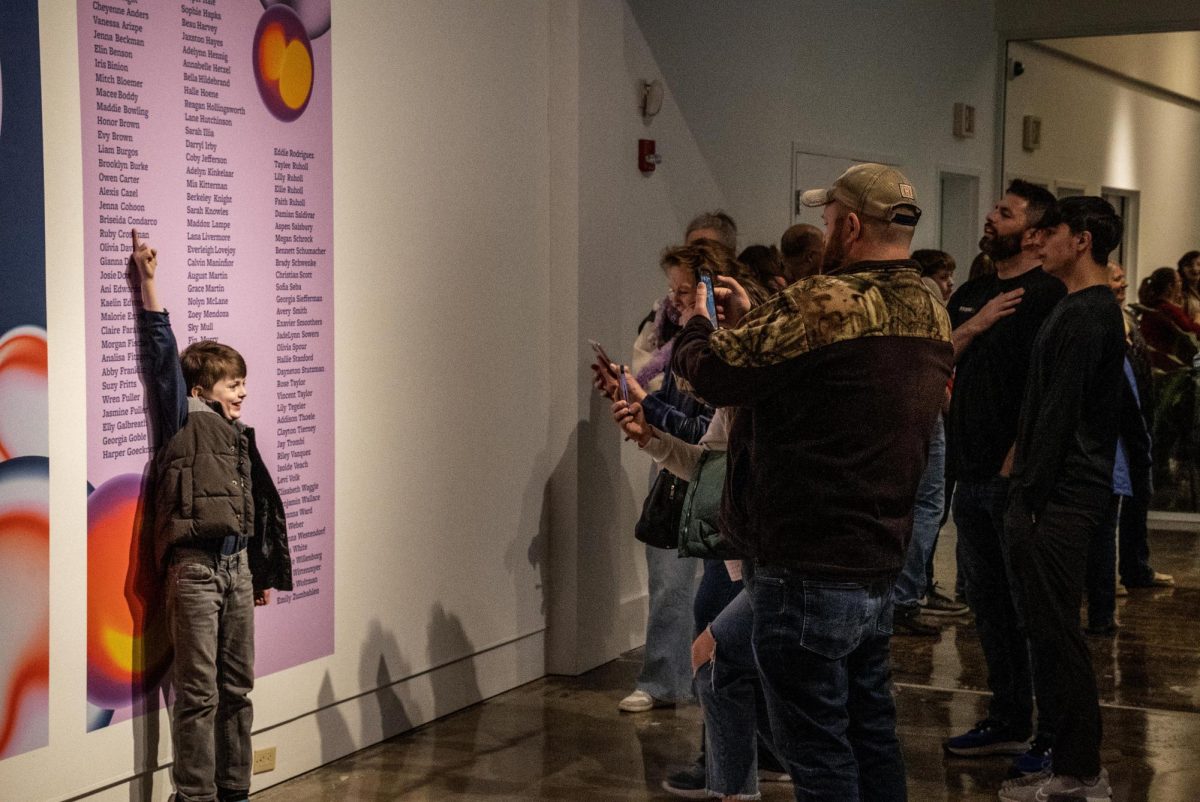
top-left (78, 0), bottom-right (334, 729)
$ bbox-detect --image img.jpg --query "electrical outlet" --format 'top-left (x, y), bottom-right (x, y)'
top-left (252, 746), bottom-right (276, 774)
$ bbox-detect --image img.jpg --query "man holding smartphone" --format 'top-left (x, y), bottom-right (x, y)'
top-left (673, 164), bottom-right (952, 799)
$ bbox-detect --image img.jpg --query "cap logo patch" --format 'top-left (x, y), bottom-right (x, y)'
top-left (898, 183), bottom-right (914, 199)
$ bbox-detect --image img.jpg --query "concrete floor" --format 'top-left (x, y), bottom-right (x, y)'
top-left (255, 524), bottom-right (1200, 801)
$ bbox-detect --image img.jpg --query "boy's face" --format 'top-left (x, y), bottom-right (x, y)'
top-left (194, 375), bottom-right (247, 420)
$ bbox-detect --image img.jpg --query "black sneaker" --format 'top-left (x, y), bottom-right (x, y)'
top-left (944, 719), bottom-right (1030, 756)
top-left (1009, 732), bottom-right (1053, 776)
top-left (919, 587), bottom-right (970, 617)
top-left (893, 606), bottom-right (939, 636)
top-left (661, 760), bottom-right (707, 799)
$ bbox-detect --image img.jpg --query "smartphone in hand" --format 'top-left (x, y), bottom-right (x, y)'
top-left (698, 270), bottom-right (719, 328)
top-left (618, 368), bottom-right (629, 403)
top-left (588, 339), bottom-right (617, 374)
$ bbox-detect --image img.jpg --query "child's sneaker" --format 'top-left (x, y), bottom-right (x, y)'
top-left (944, 719), bottom-right (1030, 756)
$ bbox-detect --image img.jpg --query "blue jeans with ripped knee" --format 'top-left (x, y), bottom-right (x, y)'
top-left (695, 588), bottom-right (771, 799)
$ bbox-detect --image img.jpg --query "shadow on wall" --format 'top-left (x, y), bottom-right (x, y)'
top-left (508, 449), bottom-right (551, 619)
top-left (426, 603), bottom-right (482, 797)
top-left (316, 672), bottom-right (353, 767)
top-left (314, 617), bottom-right (418, 767)
top-left (559, 409), bottom-right (643, 669)
top-left (361, 618), bottom-right (414, 744)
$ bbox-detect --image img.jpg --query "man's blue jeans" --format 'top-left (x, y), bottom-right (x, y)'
top-left (749, 566), bottom-right (905, 802)
top-left (894, 417), bottom-right (945, 610)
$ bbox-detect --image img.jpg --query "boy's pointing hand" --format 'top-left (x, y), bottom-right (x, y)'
top-left (131, 228), bottom-right (158, 281)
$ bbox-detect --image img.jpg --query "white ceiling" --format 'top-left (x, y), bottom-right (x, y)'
top-left (1035, 32), bottom-right (1200, 104)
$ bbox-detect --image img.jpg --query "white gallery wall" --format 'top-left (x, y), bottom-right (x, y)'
top-left (1004, 40), bottom-right (1200, 284)
top-left (11, 1), bottom-right (724, 798)
top-left (627, 0), bottom-right (1000, 257)
top-left (4, 0), bottom-right (1013, 798)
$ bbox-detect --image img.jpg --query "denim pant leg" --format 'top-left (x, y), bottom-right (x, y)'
top-left (696, 590), bottom-right (765, 799)
top-left (638, 544), bottom-right (699, 702)
top-left (846, 601), bottom-right (904, 802)
top-left (1117, 489), bottom-right (1155, 586)
top-left (215, 552), bottom-right (255, 794)
top-left (750, 568), bottom-right (905, 802)
top-left (168, 551), bottom-right (227, 802)
top-left (894, 418), bottom-right (945, 609)
top-left (694, 558), bottom-right (744, 636)
top-left (1084, 495), bottom-right (1119, 630)
top-left (952, 477), bottom-right (1033, 739)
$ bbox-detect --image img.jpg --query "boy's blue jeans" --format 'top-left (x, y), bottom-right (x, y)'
top-left (167, 548), bottom-right (255, 802)
top-left (749, 566), bottom-right (906, 802)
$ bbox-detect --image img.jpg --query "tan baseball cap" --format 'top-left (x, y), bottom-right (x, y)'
top-left (800, 163), bottom-right (922, 226)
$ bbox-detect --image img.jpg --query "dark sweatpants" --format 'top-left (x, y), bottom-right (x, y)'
top-left (1006, 491), bottom-right (1105, 779)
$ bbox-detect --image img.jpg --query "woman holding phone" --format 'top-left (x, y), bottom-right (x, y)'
top-left (592, 240), bottom-right (770, 778)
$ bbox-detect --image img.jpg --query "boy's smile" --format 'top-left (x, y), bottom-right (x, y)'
top-left (195, 376), bottom-right (247, 420)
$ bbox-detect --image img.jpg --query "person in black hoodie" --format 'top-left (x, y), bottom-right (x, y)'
top-left (998, 197), bottom-right (1125, 802)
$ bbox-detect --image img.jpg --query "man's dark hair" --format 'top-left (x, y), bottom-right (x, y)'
top-left (738, 244), bottom-right (785, 284)
top-left (911, 249), bottom-right (956, 278)
top-left (1056, 196), bottom-right (1123, 265)
top-left (1006, 179), bottom-right (1057, 230)
top-left (1178, 250), bottom-right (1200, 270)
top-left (685, 210), bottom-right (738, 252)
top-left (181, 339), bottom-right (247, 392)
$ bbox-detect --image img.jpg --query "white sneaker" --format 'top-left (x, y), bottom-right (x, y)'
top-left (618, 688), bottom-right (664, 712)
top-left (998, 768), bottom-right (1110, 801)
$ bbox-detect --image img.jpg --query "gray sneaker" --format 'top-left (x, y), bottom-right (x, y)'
top-left (998, 768), bottom-right (1110, 801)
top-left (920, 587), bottom-right (970, 617)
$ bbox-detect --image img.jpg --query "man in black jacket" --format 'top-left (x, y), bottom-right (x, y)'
top-left (998, 198), bottom-right (1124, 802)
top-left (942, 181), bottom-right (1064, 771)
top-left (673, 164), bottom-right (952, 799)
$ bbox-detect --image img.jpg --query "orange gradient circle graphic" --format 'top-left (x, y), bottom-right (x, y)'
top-left (0, 457), bottom-right (50, 758)
top-left (86, 473), bottom-right (170, 709)
top-left (0, 327), bottom-right (48, 461)
top-left (253, 6), bottom-right (314, 121)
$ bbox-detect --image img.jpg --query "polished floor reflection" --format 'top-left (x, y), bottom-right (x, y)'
top-left (257, 524), bottom-right (1200, 801)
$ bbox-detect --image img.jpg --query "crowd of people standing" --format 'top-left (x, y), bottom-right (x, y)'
top-left (592, 165), bottom-right (1187, 802)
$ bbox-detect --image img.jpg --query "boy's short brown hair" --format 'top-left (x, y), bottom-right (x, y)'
top-left (180, 340), bottom-right (247, 392)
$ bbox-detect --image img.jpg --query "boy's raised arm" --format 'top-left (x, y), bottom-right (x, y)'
top-left (131, 229), bottom-right (188, 442)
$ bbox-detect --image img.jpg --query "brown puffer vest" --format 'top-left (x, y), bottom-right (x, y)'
top-left (153, 397), bottom-right (293, 592)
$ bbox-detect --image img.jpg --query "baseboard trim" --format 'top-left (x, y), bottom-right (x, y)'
top-left (59, 629), bottom-right (546, 801)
